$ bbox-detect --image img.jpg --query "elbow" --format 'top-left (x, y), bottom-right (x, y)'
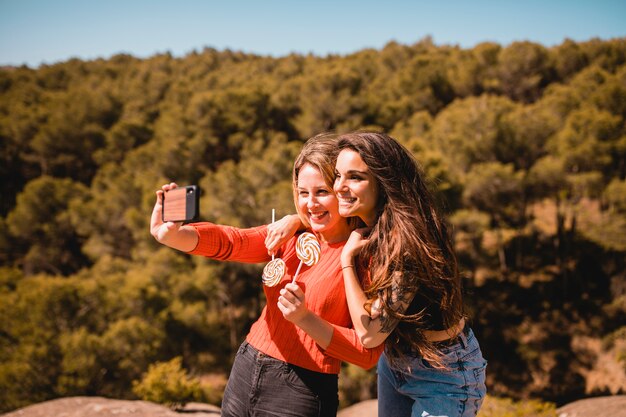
top-left (359, 334), bottom-right (381, 349)
top-left (362, 339), bottom-right (381, 349)
top-left (357, 331), bottom-right (368, 347)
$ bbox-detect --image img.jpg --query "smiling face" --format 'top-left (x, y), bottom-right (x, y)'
top-left (296, 163), bottom-right (350, 243)
top-left (334, 149), bottom-right (380, 226)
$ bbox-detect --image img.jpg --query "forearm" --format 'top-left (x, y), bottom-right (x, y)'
top-left (293, 311), bottom-right (383, 369)
top-left (294, 312), bottom-right (334, 349)
top-left (342, 264), bottom-right (392, 348)
top-left (159, 225), bottom-right (199, 252)
top-left (189, 223), bottom-right (272, 263)
top-left (325, 325), bottom-right (384, 369)
top-left (341, 265), bottom-right (375, 340)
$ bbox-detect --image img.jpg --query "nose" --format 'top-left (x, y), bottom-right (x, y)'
top-left (334, 176), bottom-right (346, 193)
top-left (307, 196), bottom-right (319, 209)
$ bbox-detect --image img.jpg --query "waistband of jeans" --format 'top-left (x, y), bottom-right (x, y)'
top-left (433, 324), bottom-right (473, 349)
top-left (240, 341), bottom-right (338, 382)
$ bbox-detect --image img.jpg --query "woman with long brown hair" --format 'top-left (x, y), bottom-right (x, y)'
top-left (334, 131), bottom-right (487, 417)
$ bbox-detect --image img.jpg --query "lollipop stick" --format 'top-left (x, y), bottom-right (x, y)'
top-left (291, 261), bottom-right (303, 283)
top-left (271, 208), bottom-right (276, 261)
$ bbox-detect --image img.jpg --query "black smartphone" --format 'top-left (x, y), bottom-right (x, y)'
top-left (162, 185), bottom-right (200, 223)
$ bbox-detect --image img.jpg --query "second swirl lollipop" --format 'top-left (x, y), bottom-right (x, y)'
top-left (292, 232), bottom-right (321, 283)
top-left (262, 209), bottom-right (286, 287)
top-left (262, 258), bottom-right (286, 287)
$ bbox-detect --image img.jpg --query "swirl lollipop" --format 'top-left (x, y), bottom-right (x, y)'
top-left (292, 232), bottom-right (321, 283)
top-left (262, 258), bottom-right (286, 287)
top-left (262, 209), bottom-right (286, 287)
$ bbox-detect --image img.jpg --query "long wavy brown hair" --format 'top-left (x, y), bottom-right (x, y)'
top-left (336, 132), bottom-right (463, 366)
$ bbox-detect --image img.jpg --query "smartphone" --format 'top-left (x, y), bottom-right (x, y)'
top-left (162, 185), bottom-right (200, 223)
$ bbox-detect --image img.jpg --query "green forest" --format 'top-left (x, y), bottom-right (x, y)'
top-left (1, 37), bottom-right (625, 413)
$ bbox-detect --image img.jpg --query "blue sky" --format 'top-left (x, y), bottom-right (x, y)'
top-left (1, 0), bottom-right (625, 68)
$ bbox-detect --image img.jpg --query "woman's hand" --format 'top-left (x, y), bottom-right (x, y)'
top-left (277, 282), bottom-right (334, 348)
top-left (150, 183), bottom-right (198, 252)
top-left (150, 183), bottom-right (183, 244)
top-left (265, 214), bottom-right (303, 256)
top-left (369, 297), bottom-right (383, 320)
top-left (341, 227), bottom-right (371, 266)
top-left (277, 283), bottom-right (310, 324)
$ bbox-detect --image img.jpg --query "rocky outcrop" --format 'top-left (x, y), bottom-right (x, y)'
top-left (3, 395), bottom-right (626, 417)
top-left (1, 397), bottom-right (220, 417)
top-left (556, 395), bottom-right (626, 417)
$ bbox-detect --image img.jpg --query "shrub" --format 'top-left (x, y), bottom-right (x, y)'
top-left (478, 395), bottom-right (557, 417)
top-left (132, 357), bottom-right (202, 410)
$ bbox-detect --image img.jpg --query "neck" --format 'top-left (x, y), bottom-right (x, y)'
top-left (318, 221), bottom-right (353, 244)
top-left (362, 213), bottom-right (378, 227)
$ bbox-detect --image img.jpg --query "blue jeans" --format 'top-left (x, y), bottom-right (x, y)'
top-left (221, 341), bottom-right (339, 417)
top-left (377, 327), bottom-right (487, 417)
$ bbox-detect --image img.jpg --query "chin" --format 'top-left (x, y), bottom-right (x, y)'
top-left (309, 223), bottom-right (326, 232)
top-left (338, 208), bottom-right (354, 217)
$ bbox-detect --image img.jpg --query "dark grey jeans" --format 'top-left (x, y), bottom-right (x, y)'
top-left (221, 341), bottom-right (339, 417)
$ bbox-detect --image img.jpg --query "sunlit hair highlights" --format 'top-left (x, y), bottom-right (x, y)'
top-left (336, 132), bottom-right (463, 367)
top-left (292, 134), bottom-right (342, 229)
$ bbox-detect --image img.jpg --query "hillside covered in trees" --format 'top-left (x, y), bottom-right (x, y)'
top-left (1, 37), bottom-right (625, 413)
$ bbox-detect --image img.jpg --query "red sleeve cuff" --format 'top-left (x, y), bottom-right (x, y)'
top-left (324, 326), bottom-right (383, 370)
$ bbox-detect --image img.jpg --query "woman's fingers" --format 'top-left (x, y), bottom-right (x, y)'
top-left (278, 284), bottom-right (308, 323)
top-left (276, 300), bottom-right (289, 315)
top-left (162, 182), bottom-right (178, 191)
top-left (278, 284), bottom-right (304, 311)
top-left (277, 290), bottom-right (296, 317)
top-left (150, 190), bottom-right (165, 235)
top-left (150, 183), bottom-right (182, 241)
top-left (284, 283), bottom-right (303, 298)
top-left (370, 297), bottom-right (382, 319)
top-left (342, 229), bottom-right (371, 261)
top-left (279, 287), bottom-right (299, 304)
top-left (265, 234), bottom-right (279, 255)
top-left (265, 215), bottom-right (300, 255)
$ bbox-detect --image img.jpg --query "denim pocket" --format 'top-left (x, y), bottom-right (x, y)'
top-left (282, 365), bottom-right (316, 396)
top-left (237, 342), bottom-right (248, 355)
top-left (472, 360), bottom-right (487, 386)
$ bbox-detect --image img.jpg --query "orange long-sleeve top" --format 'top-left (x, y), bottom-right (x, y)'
top-left (188, 222), bottom-right (383, 374)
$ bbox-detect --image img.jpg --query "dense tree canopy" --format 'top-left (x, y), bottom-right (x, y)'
top-left (1, 38), bottom-right (625, 412)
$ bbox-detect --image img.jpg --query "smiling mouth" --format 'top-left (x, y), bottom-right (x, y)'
top-left (309, 211), bottom-right (329, 220)
top-left (338, 196), bottom-right (357, 204)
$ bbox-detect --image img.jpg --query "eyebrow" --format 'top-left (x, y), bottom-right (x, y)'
top-left (298, 185), bottom-right (328, 190)
top-left (344, 169), bottom-right (368, 175)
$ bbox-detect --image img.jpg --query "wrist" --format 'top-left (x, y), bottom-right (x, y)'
top-left (293, 310), bottom-right (312, 326)
top-left (341, 255), bottom-right (354, 268)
